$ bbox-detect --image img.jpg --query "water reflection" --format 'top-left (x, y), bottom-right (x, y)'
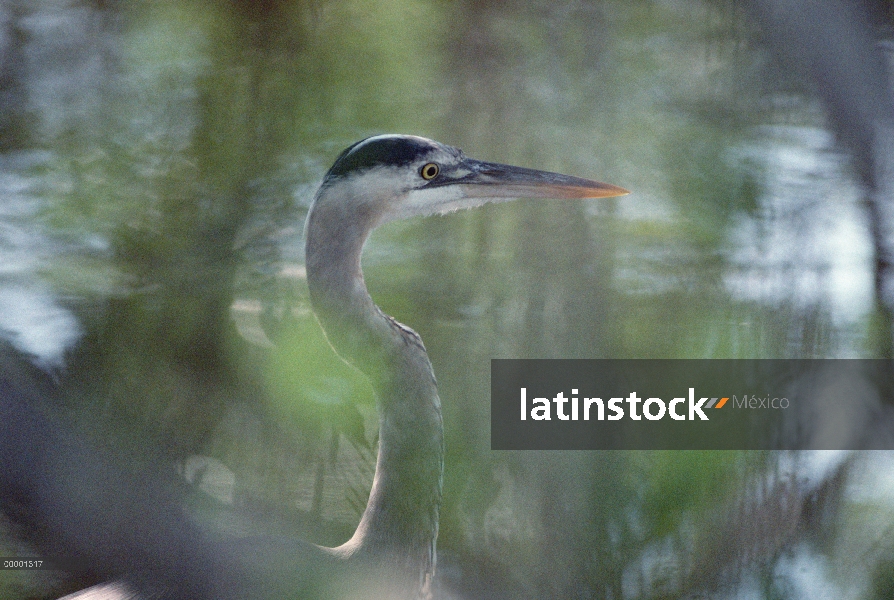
top-left (725, 123), bottom-right (873, 342)
top-left (0, 0), bottom-right (892, 599)
top-left (0, 152), bottom-right (81, 368)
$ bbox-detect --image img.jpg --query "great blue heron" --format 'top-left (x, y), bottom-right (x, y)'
top-left (300, 134), bottom-right (628, 598)
top-left (37, 134), bottom-right (626, 600)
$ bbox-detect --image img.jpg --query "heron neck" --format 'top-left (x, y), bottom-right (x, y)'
top-left (305, 197), bottom-right (443, 589)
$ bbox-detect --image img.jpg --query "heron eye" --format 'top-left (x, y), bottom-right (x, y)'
top-left (420, 162), bottom-right (440, 180)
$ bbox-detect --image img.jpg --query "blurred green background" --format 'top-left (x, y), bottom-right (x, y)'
top-left (1, 0), bottom-right (893, 598)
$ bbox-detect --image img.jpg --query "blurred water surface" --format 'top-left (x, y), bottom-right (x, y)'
top-left (1, 1), bottom-right (893, 598)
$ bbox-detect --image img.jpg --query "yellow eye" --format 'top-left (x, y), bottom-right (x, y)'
top-left (420, 162), bottom-right (440, 180)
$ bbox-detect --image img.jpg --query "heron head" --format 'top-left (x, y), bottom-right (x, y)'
top-left (314, 134), bottom-right (629, 228)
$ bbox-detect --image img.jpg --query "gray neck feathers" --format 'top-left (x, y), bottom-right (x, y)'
top-left (305, 186), bottom-right (443, 596)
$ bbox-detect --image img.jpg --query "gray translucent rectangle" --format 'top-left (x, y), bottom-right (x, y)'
top-left (491, 359), bottom-right (894, 450)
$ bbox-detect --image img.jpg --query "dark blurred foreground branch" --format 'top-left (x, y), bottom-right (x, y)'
top-left (0, 342), bottom-right (247, 599)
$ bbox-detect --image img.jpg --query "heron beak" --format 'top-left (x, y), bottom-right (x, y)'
top-left (447, 158), bottom-right (629, 200)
